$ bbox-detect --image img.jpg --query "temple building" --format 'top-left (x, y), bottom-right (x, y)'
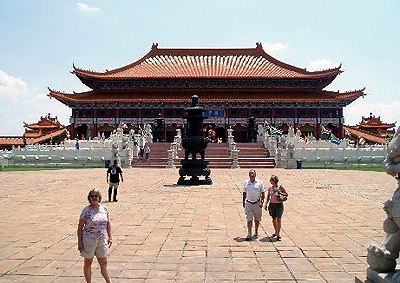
top-left (344, 113), bottom-right (396, 145)
top-left (49, 43), bottom-right (365, 142)
top-left (0, 114), bottom-right (68, 150)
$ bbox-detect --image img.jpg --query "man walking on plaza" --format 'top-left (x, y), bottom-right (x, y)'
top-left (107, 160), bottom-right (123, 202)
top-left (243, 169), bottom-right (265, 240)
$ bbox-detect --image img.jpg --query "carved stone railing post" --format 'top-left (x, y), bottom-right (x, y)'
top-left (285, 143), bottom-right (297, 169)
top-left (174, 136), bottom-right (181, 151)
top-left (227, 128), bottom-right (234, 144)
top-left (229, 141), bottom-right (236, 151)
top-left (257, 124), bottom-right (265, 143)
top-left (275, 146), bottom-right (282, 168)
top-left (166, 149), bottom-right (175, 168)
top-left (231, 149), bottom-right (240, 169)
top-left (172, 142), bottom-right (178, 159)
top-left (176, 128), bottom-right (182, 146)
top-left (269, 137), bottom-right (276, 158)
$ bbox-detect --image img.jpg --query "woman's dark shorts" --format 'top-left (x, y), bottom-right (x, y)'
top-left (268, 203), bottom-right (284, 219)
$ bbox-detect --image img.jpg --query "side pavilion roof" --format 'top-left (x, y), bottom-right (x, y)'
top-left (72, 43), bottom-right (341, 89)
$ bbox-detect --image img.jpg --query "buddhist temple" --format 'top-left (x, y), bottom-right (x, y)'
top-left (49, 43), bottom-right (365, 142)
top-left (0, 114), bottom-right (68, 150)
top-left (344, 113), bottom-right (396, 145)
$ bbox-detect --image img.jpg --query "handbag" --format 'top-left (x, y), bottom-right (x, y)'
top-left (273, 185), bottom-right (287, 201)
top-left (278, 193), bottom-right (287, 201)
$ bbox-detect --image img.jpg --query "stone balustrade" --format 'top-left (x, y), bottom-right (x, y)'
top-left (1, 131), bottom-right (134, 168)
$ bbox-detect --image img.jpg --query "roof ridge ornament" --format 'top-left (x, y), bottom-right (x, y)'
top-left (152, 43), bottom-right (159, 50)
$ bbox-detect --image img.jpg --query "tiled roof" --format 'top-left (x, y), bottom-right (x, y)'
top-left (344, 126), bottom-right (388, 145)
top-left (49, 89), bottom-right (364, 104)
top-left (24, 116), bottom-right (62, 129)
top-left (0, 137), bottom-right (24, 146)
top-left (73, 43), bottom-right (341, 81)
top-left (0, 128), bottom-right (67, 147)
top-left (359, 124), bottom-right (396, 129)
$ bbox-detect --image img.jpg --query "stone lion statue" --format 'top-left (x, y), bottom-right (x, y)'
top-left (367, 126), bottom-right (400, 272)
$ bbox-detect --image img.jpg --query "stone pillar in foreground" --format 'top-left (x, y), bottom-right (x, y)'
top-left (364, 126), bottom-right (400, 282)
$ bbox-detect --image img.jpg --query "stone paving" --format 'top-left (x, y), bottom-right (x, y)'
top-left (0, 168), bottom-right (397, 282)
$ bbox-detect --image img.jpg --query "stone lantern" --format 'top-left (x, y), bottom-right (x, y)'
top-left (177, 95), bottom-right (212, 185)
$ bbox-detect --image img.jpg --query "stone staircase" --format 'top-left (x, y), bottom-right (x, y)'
top-left (205, 143), bottom-right (232, 168)
top-left (236, 143), bottom-right (275, 168)
top-left (131, 143), bottom-right (171, 168)
top-left (131, 142), bottom-right (275, 168)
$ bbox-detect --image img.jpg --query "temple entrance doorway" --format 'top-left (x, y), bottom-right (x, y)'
top-left (279, 123), bottom-right (290, 135)
top-left (166, 123), bottom-right (178, 143)
top-left (98, 124), bottom-right (114, 138)
top-left (327, 123), bottom-right (339, 136)
top-left (232, 123), bottom-right (248, 142)
top-left (215, 126), bottom-right (227, 142)
top-left (203, 124), bottom-right (227, 143)
top-left (298, 123), bottom-right (316, 137)
top-left (76, 124), bottom-right (89, 139)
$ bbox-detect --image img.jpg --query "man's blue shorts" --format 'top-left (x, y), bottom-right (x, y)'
top-left (268, 203), bottom-right (284, 219)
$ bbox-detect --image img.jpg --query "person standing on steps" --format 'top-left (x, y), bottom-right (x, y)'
top-left (243, 169), bottom-right (265, 241)
top-left (144, 144), bottom-right (150, 160)
top-left (265, 175), bottom-right (288, 241)
top-left (106, 160), bottom-right (123, 202)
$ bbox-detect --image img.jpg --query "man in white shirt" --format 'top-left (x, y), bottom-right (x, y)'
top-left (243, 169), bottom-right (265, 240)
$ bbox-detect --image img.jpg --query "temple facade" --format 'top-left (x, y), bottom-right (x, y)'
top-left (49, 43), bottom-right (365, 142)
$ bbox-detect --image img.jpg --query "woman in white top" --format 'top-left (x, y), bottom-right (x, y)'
top-left (77, 188), bottom-right (112, 283)
top-left (265, 175), bottom-right (288, 241)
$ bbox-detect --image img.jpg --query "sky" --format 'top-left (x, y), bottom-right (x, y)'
top-left (0, 0), bottom-right (399, 135)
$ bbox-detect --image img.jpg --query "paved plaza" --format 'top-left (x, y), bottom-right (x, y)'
top-left (0, 168), bottom-right (397, 282)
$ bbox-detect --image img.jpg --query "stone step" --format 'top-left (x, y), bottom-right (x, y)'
top-left (132, 142), bottom-right (274, 168)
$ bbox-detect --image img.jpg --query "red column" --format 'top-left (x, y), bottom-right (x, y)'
top-left (71, 109), bottom-right (76, 138)
top-left (316, 109), bottom-right (321, 139)
top-left (271, 109), bottom-right (275, 126)
top-left (160, 109), bottom-right (166, 141)
top-left (93, 109), bottom-right (98, 137)
top-left (293, 108), bottom-right (298, 132)
top-left (115, 109), bottom-right (119, 129)
top-left (338, 108), bottom-right (344, 139)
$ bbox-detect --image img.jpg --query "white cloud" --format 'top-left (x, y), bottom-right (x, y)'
top-left (263, 42), bottom-right (289, 54)
top-left (0, 69), bottom-right (70, 136)
top-left (0, 70), bottom-right (29, 101)
top-left (307, 59), bottom-right (338, 71)
top-left (344, 100), bottom-right (400, 127)
top-left (77, 3), bottom-right (100, 12)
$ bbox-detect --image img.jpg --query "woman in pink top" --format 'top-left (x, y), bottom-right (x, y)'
top-left (265, 175), bottom-right (288, 241)
top-left (77, 188), bottom-right (112, 283)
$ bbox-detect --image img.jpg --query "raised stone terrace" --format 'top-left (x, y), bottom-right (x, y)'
top-left (0, 168), bottom-right (396, 282)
